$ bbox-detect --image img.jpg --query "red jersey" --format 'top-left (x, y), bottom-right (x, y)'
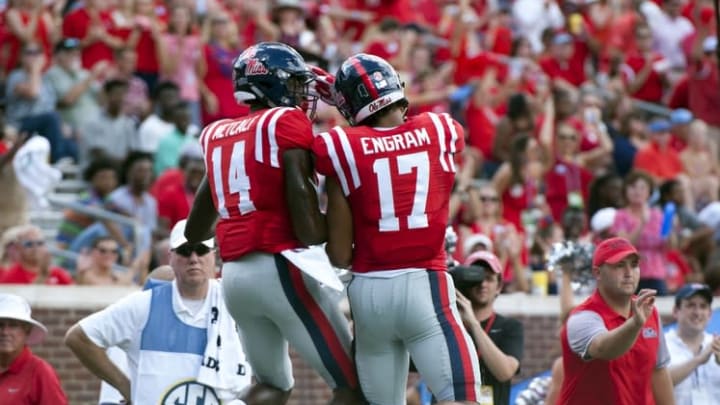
top-left (560, 291), bottom-right (661, 405)
top-left (313, 112), bottom-right (464, 273)
top-left (199, 107), bottom-right (313, 261)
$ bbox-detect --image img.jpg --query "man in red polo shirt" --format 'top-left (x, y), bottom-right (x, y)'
top-left (559, 237), bottom-right (675, 405)
top-left (0, 225), bottom-right (73, 285)
top-left (0, 293), bottom-right (67, 404)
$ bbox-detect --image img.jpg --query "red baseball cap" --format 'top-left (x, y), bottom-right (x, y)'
top-left (592, 237), bottom-right (639, 267)
top-left (464, 251), bottom-right (503, 274)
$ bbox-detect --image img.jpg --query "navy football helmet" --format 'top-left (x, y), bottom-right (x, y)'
top-left (233, 42), bottom-right (316, 111)
top-left (334, 53), bottom-right (406, 125)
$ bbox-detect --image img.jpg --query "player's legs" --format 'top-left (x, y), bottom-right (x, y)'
top-left (222, 255), bottom-right (295, 392)
top-left (347, 275), bottom-right (411, 405)
top-left (272, 255), bottom-right (360, 395)
top-left (404, 271), bottom-right (482, 402)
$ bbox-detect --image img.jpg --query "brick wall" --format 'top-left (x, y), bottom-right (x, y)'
top-left (8, 287), bottom-right (686, 404)
top-left (28, 309), bottom-right (564, 404)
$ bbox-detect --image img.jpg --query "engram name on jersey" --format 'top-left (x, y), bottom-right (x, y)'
top-left (312, 112), bottom-right (464, 273)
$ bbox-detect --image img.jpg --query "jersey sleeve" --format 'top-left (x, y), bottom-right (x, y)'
top-left (312, 127), bottom-right (362, 196)
top-left (274, 108), bottom-right (314, 150)
top-left (425, 112), bottom-right (465, 173)
top-left (312, 132), bottom-right (336, 178)
top-left (442, 113), bottom-right (465, 155)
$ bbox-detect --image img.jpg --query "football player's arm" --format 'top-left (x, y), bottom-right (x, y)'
top-left (324, 176), bottom-right (353, 268)
top-left (185, 176), bottom-right (218, 243)
top-left (284, 149), bottom-right (327, 246)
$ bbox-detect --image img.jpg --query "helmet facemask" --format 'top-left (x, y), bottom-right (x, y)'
top-left (284, 71), bottom-right (318, 119)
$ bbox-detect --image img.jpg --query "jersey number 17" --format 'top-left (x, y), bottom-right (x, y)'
top-left (373, 151), bottom-right (430, 232)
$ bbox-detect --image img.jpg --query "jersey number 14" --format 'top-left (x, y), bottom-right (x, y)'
top-left (211, 141), bottom-right (256, 218)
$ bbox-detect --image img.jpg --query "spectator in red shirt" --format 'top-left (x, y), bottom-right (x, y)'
top-left (62, 0), bottom-right (124, 69)
top-left (0, 225), bottom-right (73, 285)
top-left (621, 24), bottom-right (669, 103)
top-left (539, 32), bottom-right (587, 88)
top-left (119, 0), bottom-right (165, 91)
top-left (539, 92), bottom-right (604, 222)
top-left (156, 148), bottom-right (205, 230)
top-left (492, 93), bottom-right (536, 164)
top-left (199, 12), bottom-right (248, 125)
top-left (634, 118), bottom-right (686, 182)
top-left (635, 117), bottom-right (695, 211)
top-left (687, 28), bottom-right (720, 131)
top-left (1, 0), bottom-right (56, 76)
top-left (668, 108), bottom-right (694, 152)
top-left (0, 293), bottom-right (67, 405)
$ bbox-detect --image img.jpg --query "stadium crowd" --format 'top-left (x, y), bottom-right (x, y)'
top-left (2, 0), bottom-right (720, 403)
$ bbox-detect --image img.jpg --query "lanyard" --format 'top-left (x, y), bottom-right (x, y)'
top-left (478, 313), bottom-right (497, 361)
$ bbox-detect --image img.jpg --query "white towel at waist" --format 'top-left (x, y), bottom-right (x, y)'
top-left (197, 280), bottom-right (252, 403)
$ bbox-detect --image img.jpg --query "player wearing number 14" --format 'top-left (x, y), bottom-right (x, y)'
top-left (185, 42), bottom-right (361, 405)
top-left (313, 53), bottom-right (483, 404)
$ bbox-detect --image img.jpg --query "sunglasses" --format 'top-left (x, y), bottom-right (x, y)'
top-left (23, 49), bottom-right (42, 55)
top-left (96, 247), bottom-right (119, 255)
top-left (480, 196), bottom-right (499, 202)
top-left (22, 240), bottom-right (45, 248)
top-left (173, 243), bottom-right (212, 257)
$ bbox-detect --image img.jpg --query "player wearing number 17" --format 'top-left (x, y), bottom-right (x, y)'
top-left (313, 53), bottom-right (482, 404)
top-left (184, 42), bottom-right (362, 405)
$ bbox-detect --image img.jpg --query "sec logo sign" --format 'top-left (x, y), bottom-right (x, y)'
top-left (160, 380), bottom-right (221, 405)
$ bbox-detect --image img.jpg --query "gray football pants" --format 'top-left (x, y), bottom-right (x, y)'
top-left (347, 270), bottom-right (482, 405)
top-left (222, 252), bottom-right (358, 391)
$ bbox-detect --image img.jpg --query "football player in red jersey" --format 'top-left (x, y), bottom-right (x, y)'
top-left (184, 42), bottom-right (362, 405)
top-left (312, 53), bottom-right (482, 404)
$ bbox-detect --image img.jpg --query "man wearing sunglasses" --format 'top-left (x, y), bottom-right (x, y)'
top-left (65, 219), bottom-right (252, 405)
top-left (0, 225), bottom-right (73, 285)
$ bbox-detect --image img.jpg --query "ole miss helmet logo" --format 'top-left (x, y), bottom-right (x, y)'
top-left (245, 59), bottom-right (269, 76)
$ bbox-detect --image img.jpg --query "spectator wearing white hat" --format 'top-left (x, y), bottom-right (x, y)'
top-left (66, 219), bottom-right (252, 404)
top-left (0, 293), bottom-right (67, 405)
top-left (591, 207), bottom-right (617, 242)
top-left (463, 233), bottom-right (494, 258)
